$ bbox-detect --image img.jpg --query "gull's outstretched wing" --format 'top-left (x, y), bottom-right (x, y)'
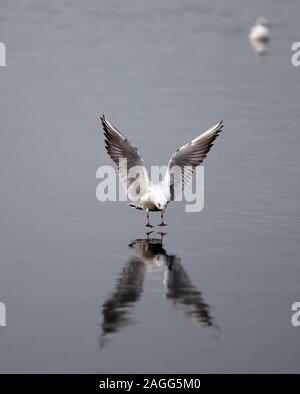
top-left (101, 115), bottom-right (150, 201)
top-left (164, 121), bottom-right (223, 201)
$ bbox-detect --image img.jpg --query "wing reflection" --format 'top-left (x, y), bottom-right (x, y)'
top-left (101, 257), bottom-right (146, 336)
top-left (100, 234), bottom-right (218, 346)
top-left (164, 256), bottom-right (213, 327)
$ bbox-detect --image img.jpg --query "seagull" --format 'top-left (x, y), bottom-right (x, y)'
top-left (101, 115), bottom-right (223, 227)
top-left (249, 17), bottom-right (270, 43)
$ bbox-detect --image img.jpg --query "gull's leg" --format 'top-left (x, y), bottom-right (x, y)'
top-left (145, 210), bottom-right (154, 228)
top-left (158, 211), bottom-right (167, 227)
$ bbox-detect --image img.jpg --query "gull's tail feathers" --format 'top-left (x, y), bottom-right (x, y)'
top-left (129, 203), bottom-right (143, 210)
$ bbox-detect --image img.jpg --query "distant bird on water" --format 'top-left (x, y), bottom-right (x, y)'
top-left (249, 17), bottom-right (270, 54)
top-left (101, 115), bottom-right (223, 227)
top-left (249, 17), bottom-right (270, 43)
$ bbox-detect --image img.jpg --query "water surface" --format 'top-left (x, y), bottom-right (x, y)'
top-left (0, 0), bottom-right (299, 373)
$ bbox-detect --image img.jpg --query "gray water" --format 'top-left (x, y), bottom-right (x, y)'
top-left (0, 0), bottom-right (300, 373)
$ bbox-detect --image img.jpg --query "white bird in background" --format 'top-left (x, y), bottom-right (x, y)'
top-left (249, 17), bottom-right (271, 54)
top-left (101, 115), bottom-right (223, 227)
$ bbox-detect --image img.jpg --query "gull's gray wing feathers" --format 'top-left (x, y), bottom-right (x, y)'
top-left (164, 121), bottom-right (223, 201)
top-left (101, 115), bottom-right (150, 201)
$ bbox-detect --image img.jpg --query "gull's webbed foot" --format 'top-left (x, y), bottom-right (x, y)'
top-left (145, 211), bottom-right (154, 228)
top-left (157, 212), bottom-right (167, 227)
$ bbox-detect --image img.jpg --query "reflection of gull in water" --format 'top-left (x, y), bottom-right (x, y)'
top-left (248, 17), bottom-right (270, 55)
top-left (100, 235), bottom-right (218, 347)
top-left (250, 41), bottom-right (268, 55)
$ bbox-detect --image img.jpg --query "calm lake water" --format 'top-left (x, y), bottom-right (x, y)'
top-left (0, 0), bottom-right (299, 373)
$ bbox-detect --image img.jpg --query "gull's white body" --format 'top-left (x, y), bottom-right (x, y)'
top-left (139, 184), bottom-right (170, 212)
top-left (101, 115), bottom-right (223, 226)
top-left (249, 18), bottom-right (270, 43)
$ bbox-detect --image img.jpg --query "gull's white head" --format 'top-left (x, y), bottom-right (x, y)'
top-left (256, 17), bottom-right (270, 27)
top-left (155, 197), bottom-right (168, 211)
